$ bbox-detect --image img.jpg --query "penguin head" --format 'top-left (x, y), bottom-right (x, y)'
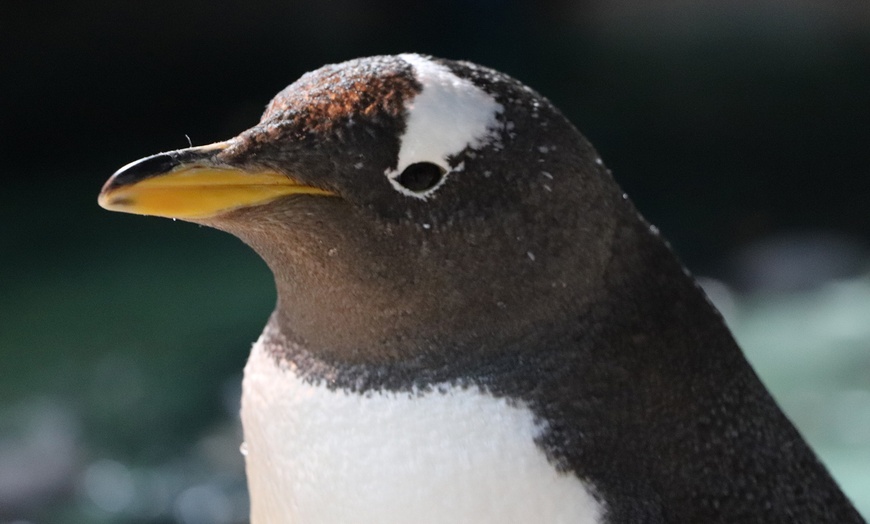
top-left (99, 54), bottom-right (634, 362)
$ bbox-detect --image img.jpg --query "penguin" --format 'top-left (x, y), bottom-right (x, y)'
top-left (98, 54), bottom-right (865, 523)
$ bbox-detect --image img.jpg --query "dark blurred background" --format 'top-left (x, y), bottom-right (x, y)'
top-left (2, 1), bottom-right (869, 522)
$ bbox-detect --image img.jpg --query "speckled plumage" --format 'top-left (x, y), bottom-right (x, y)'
top-left (102, 54), bottom-right (865, 523)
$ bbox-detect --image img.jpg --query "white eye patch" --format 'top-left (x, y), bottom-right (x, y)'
top-left (387, 54), bottom-right (504, 199)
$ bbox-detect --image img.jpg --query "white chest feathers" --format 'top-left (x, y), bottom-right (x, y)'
top-left (240, 339), bottom-right (604, 524)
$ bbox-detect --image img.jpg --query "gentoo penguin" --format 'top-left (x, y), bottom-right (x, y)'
top-left (98, 54), bottom-right (864, 523)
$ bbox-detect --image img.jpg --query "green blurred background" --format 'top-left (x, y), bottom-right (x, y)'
top-left (2, 1), bottom-right (869, 522)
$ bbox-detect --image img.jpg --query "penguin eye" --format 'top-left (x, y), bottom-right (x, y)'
top-left (394, 162), bottom-right (446, 193)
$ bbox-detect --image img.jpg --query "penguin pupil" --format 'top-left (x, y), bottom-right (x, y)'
top-left (396, 162), bottom-right (445, 192)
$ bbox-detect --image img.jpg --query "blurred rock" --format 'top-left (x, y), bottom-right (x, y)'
top-left (727, 231), bottom-right (868, 293)
top-left (81, 458), bottom-right (135, 514)
top-left (0, 398), bottom-right (82, 517)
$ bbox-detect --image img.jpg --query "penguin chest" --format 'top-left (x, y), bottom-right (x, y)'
top-left (240, 342), bottom-right (604, 524)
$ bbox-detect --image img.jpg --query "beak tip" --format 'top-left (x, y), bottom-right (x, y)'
top-left (97, 192), bottom-right (111, 210)
top-left (98, 171), bottom-right (126, 211)
top-left (98, 148), bottom-right (190, 214)
top-left (97, 188), bottom-right (122, 212)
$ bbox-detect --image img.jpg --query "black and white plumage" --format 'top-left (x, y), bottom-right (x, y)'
top-left (99, 54), bottom-right (864, 523)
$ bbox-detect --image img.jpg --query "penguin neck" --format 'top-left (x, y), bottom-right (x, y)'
top-left (266, 254), bottom-right (603, 369)
top-left (244, 206), bottom-right (617, 368)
